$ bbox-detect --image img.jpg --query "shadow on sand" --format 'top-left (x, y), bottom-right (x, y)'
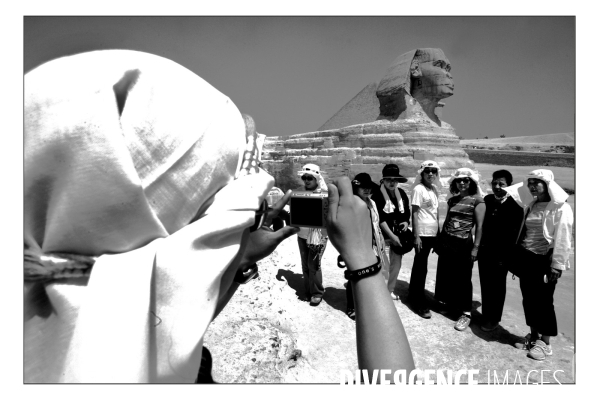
top-left (276, 268), bottom-right (350, 313)
top-left (276, 269), bottom-right (305, 299)
top-left (389, 278), bottom-right (523, 347)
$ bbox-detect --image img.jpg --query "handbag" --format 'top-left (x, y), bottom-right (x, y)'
top-left (390, 222), bottom-right (414, 255)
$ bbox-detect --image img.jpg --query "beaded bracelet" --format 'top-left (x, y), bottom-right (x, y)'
top-left (344, 257), bottom-right (381, 282)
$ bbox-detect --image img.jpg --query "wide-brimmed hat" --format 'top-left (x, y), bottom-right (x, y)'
top-left (417, 160), bottom-right (441, 175)
top-left (448, 168), bottom-right (480, 184)
top-left (410, 160), bottom-right (442, 193)
top-left (381, 164), bottom-right (408, 183)
top-left (352, 173), bottom-right (378, 190)
top-left (448, 168), bottom-right (485, 196)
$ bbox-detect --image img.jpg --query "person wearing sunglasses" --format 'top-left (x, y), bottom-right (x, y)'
top-left (295, 163), bottom-right (329, 306)
top-left (407, 160), bottom-right (442, 319)
top-left (434, 168), bottom-right (486, 331)
top-left (370, 164), bottom-right (410, 300)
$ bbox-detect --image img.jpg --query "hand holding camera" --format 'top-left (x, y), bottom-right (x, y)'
top-left (238, 189), bottom-right (300, 268)
top-left (325, 177), bottom-right (377, 271)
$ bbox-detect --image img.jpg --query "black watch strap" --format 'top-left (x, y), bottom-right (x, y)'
top-left (344, 257), bottom-right (381, 282)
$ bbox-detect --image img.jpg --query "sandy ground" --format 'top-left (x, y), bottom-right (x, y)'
top-left (205, 235), bottom-right (575, 383)
top-left (206, 215), bottom-right (575, 383)
top-left (289, 236), bottom-right (574, 382)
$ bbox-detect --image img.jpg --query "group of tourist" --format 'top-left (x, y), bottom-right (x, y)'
top-left (295, 160), bottom-right (573, 363)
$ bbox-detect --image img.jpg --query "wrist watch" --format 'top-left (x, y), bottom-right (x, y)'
top-left (234, 263), bottom-right (259, 284)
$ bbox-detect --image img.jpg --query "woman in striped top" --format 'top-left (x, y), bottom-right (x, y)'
top-left (434, 168), bottom-right (486, 331)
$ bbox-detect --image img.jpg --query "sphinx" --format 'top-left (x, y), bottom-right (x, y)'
top-left (261, 48), bottom-right (474, 191)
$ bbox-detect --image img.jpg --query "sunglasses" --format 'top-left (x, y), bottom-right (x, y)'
top-left (423, 168), bottom-right (438, 174)
top-left (301, 175), bottom-right (315, 181)
top-left (250, 199), bottom-right (269, 232)
top-left (454, 178), bottom-right (471, 184)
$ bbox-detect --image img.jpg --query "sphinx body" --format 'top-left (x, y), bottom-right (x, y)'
top-left (261, 48), bottom-right (474, 191)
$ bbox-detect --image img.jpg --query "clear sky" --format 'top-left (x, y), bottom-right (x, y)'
top-left (24, 16), bottom-right (574, 139)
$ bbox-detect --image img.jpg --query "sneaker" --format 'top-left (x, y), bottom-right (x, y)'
top-left (390, 292), bottom-right (400, 300)
top-left (455, 314), bottom-right (471, 331)
top-left (481, 321), bottom-right (499, 332)
top-left (310, 296), bottom-right (322, 307)
top-left (515, 334), bottom-right (534, 350)
top-left (527, 340), bottom-right (553, 361)
top-left (417, 308), bottom-right (432, 319)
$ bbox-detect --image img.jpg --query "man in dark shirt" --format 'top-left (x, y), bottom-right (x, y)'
top-left (478, 170), bottom-right (524, 331)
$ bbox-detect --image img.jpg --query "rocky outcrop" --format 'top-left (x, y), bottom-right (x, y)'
top-left (262, 117), bottom-right (472, 192)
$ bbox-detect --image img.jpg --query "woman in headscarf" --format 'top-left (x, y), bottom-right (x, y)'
top-left (295, 163), bottom-right (329, 306)
top-left (24, 50), bottom-right (299, 383)
top-left (511, 170), bottom-right (573, 361)
top-left (434, 168), bottom-right (486, 332)
top-left (407, 160), bottom-right (442, 319)
top-left (343, 173), bottom-right (390, 320)
top-left (370, 164), bottom-right (410, 300)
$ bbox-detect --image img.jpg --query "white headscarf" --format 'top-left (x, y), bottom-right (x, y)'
top-left (409, 160), bottom-right (442, 195)
top-left (447, 168), bottom-right (486, 197)
top-left (505, 169), bottom-right (569, 208)
top-left (24, 50), bottom-right (272, 383)
top-left (297, 163), bottom-right (329, 192)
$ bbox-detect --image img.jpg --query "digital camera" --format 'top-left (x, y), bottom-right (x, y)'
top-left (289, 191), bottom-right (329, 228)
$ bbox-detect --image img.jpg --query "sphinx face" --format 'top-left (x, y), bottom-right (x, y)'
top-left (411, 49), bottom-right (454, 100)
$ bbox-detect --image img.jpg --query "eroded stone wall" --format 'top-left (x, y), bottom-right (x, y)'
top-left (261, 119), bottom-right (473, 192)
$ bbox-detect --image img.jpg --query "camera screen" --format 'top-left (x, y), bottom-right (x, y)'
top-left (290, 197), bottom-right (324, 228)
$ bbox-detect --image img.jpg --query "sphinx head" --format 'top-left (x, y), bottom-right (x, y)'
top-left (376, 48), bottom-right (454, 121)
top-left (409, 48), bottom-right (454, 101)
